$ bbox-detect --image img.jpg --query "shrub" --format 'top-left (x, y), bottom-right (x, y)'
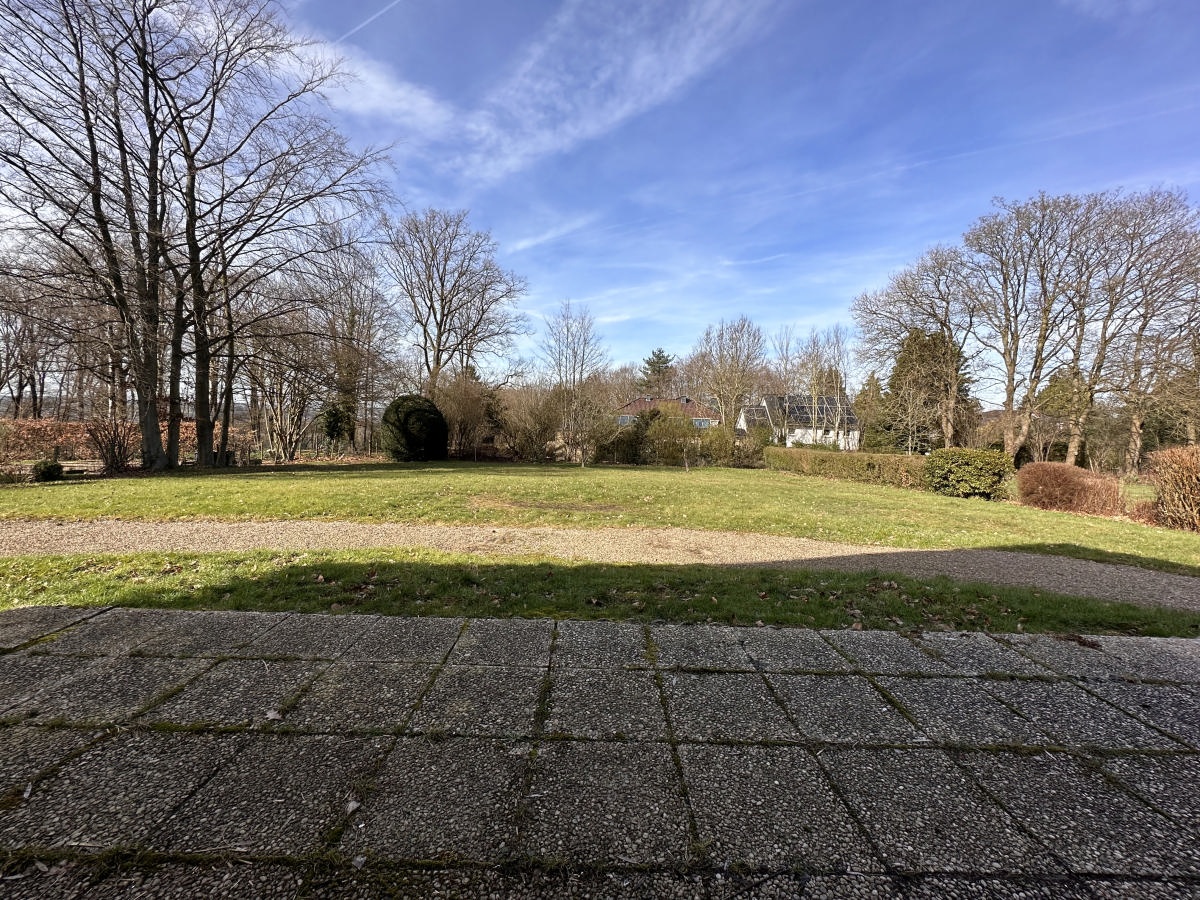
top-left (765, 446), bottom-right (927, 490)
top-left (380, 395), bottom-right (449, 462)
top-left (923, 448), bottom-right (1013, 500)
top-left (86, 418), bottom-right (139, 474)
top-left (30, 458), bottom-right (64, 482)
top-left (1016, 462), bottom-right (1124, 516)
top-left (1148, 445), bottom-right (1200, 532)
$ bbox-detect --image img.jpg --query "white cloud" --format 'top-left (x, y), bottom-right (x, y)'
top-left (1056, 0), bottom-right (1158, 18)
top-left (455, 0), bottom-right (783, 180)
top-left (322, 45), bottom-right (457, 137)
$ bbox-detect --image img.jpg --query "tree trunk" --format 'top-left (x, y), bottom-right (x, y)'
top-left (1124, 414), bottom-right (1145, 475)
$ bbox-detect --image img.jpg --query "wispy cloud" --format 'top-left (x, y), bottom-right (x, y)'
top-left (506, 213), bottom-right (600, 253)
top-left (1056, 0), bottom-right (1158, 18)
top-left (456, 0), bottom-right (782, 180)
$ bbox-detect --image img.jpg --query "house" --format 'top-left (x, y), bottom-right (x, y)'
top-left (615, 396), bottom-right (720, 429)
top-left (737, 394), bottom-right (860, 450)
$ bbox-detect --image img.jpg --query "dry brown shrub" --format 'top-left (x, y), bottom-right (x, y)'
top-left (1149, 446), bottom-right (1200, 532)
top-left (1127, 500), bottom-right (1159, 526)
top-left (1016, 461), bottom-right (1124, 516)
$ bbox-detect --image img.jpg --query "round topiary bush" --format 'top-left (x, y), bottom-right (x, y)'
top-left (380, 395), bottom-right (449, 462)
top-left (30, 458), bottom-right (64, 482)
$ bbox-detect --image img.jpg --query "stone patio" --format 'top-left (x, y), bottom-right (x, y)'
top-left (1, 606), bottom-right (1198, 898)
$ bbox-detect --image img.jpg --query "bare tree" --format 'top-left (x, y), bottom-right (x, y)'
top-left (962, 193), bottom-right (1087, 460)
top-left (686, 315), bottom-right (767, 431)
top-left (381, 209), bottom-right (527, 397)
top-left (540, 300), bottom-right (610, 464)
top-left (853, 246), bottom-right (975, 447)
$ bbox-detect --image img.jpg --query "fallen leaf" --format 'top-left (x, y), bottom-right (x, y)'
top-left (264, 709), bottom-right (283, 721)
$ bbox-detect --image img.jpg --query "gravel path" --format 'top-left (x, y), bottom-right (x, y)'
top-left (2, 518), bottom-right (1198, 613)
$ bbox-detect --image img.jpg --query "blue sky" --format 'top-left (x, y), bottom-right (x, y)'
top-left (288, 0), bottom-right (1200, 373)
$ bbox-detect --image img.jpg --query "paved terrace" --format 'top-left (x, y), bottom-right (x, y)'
top-left (1, 606), bottom-right (1198, 898)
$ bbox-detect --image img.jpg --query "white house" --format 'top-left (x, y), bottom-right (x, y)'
top-left (736, 394), bottom-right (860, 450)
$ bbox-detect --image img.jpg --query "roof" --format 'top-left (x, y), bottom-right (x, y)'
top-left (755, 394), bottom-right (859, 429)
top-left (616, 396), bottom-right (720, 422)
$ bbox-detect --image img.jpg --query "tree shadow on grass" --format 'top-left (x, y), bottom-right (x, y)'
top-left (23, 553), bottom-right (1198, 638)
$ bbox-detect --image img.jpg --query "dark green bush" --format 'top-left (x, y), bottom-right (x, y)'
top-left (764, 446), bottom-right (926, 489)
top-left (31, 458), bottom-right (64, 482)
top-left (924, 448), bottom-right (1013, 500)
top-left (380, 395), bottom-right (449, 462)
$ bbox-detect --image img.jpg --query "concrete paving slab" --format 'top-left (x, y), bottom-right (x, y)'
top-left (0, 862), bottom-right (100, 900)
top-left (661, 672), bottom-right (797, 741)
top-left (679, 743), bottom-right (879, 871)
top-left (339, 615), bottom-right (462, 662)
top-left (284, 661), bottom-right (435, 733)
top-left (131, 610), bottom-right (288, 657)
top-left (1083, 879), bottom-right (1200, 898)
top-left (22, 656), bottom-right (209, 725)
top-left (0, 731), bottom-right (243, 850)
top-left (0, 726), bottom-right (97, 793)
top-left (1093, 636), bottom-right (1200, 684)
top-left (524, 740), bottom-right (691, 866)
top-left (913, 631), bottom-right (1051, 677)
top-left (1086, 681), bottom-right (1200, 748)
top-left (406, 664), bottom-right (546, 738)
top-left (306, 867), bottom-right (710, 900)
top-left (543, 668), bottom-right (667, 740)
top-left (1100, 754), bottom-right (1200, 833)
top-left (0, 605), bottom-right (101, 652)
top-left (31, 607), bottom-right (183, 656)
top-left (143, 658), bottom-right (324, 727)
top-left (340, 736), bottom-right (524, 862)
top-left (650, 623), bottom-right (754, 670)
top-left (957, 750), bottom-right (1200, 876)
top-left (981, 679), bottom-right (1185, 749)
top-left (738, 626), bottom-right (857, 673)
top-left (877, 677), bottom-right (1050, 747)
top-left (708, 873), bottom-right (904, 899)
top-left (822, 748), bottom-right (1059, 874)
top-left (1000, 634), bottom-right (1130, 680)
top-left (0, 654), bottom-right (98, 719)
top-left (769, 674), bottom-right (923, 744)
top-left (86, 863), bottom-right (306, 899)
top-left (238, 613), bottom-right (375, 659)
top-left (156, 733), bottom-right (386, 854)
top-left (822, 630), bottom-right (950, 675)
top-left (902, 876), bottom-right (1093, 898)
top-left (447, 617), bottom-right (554, 667)
top-left (552, 619), bottom-right (649, 669)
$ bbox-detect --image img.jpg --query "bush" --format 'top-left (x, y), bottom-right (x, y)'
top-left (1015, 462), bottom-right (1124, 516)
top-left (30, 458), bottom-right (64, 482)
top-left (923, 448), bottom-right (1013, 500)
top-left (1148, 445), bottom-right (1200, 532)
top-left (765, 446), bottom-right (927, 490)
top-left (86, 417), bottom-right (139, 474)
top-left (380, 395), bottom-right (449, 462)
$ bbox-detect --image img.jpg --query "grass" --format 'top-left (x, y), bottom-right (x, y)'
top-left (3, 548), bottom-right (1197, 637)
top-left (2, 461), bottom-right (1198, 576)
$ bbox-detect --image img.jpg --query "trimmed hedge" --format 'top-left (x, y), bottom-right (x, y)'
top-left (924, 448), bottom-right (1013, 500)
top-left (764, 446), bottom-right (927, 490)
top-left (1016, 462), bottom-right (1123, 516)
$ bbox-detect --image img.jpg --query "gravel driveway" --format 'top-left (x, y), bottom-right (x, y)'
top-left (2, 519), bottom-right (1198, 612)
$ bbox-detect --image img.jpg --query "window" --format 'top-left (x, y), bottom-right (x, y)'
top-left (617, 415), bottom-right (634, 426)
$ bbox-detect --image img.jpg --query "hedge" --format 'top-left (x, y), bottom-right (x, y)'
top-left (764, 446), bottom-right (927, 490)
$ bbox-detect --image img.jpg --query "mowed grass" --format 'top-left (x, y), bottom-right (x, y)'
top-left (2, 461), bottom-right (1198, 575)
top-left (4, 548), bottom-right (1197, 637)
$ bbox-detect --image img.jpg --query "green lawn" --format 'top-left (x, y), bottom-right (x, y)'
top-left (3, 461), bottom-right (1198, 576)
top-left (4, 548), bottom-right (1197, 637)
